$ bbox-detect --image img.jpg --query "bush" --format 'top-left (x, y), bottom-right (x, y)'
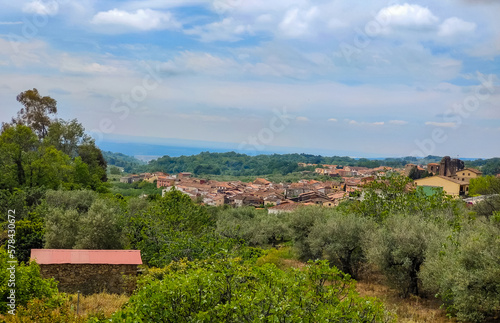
top-left (288, 206), bottom-right (327, 261)
top-left (45, 189), bottom-right (97, 213)
top-left (365, 214), bottom-right (442, 297)
top-left (420, 218), bottom-right (500, 322)
top-left (308, 211), bottom-right (372, 279)
top-left (113, 258), bottom-right (395, 322)
top-left (0, 249), bottom-right (59, 314)
top-left (216, 207), bottom-right (292, 247)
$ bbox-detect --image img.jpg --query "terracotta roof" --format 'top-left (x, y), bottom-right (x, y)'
top-left (328, 192), bottom-right (347, 199)
top-left (415, 176), bottom-right (468, 185)
top-left (254, 178), bottom-right (271, 185)
top-left (30, 249), bottom-right (142, 265)
top-left (268, 201), bottom-right (298, 211)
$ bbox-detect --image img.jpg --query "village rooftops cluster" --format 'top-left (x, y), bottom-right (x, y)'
top-left (122, 167), bottom-right (398, 213)
top-left (121, 156), bottom-right (484, 211)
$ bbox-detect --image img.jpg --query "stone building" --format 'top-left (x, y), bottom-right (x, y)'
top-left (439, 156), bottom-right (464, 177)
top-left (30, 249), bottom-right (142, 295)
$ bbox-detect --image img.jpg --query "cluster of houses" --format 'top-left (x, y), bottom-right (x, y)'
top-left (120, 166), bottom-right (399, 213)
top-left (119, 156), bottom-right (489, 212)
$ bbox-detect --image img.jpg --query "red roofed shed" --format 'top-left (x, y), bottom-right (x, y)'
top-left (30, 249), bottom-right (142, 295)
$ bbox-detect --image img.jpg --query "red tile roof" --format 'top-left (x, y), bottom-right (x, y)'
top-left (30, 249), bottom-right (142, 265)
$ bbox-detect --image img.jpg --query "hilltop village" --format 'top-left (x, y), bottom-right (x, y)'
top-left (120, 156), bottom-right (490, 212)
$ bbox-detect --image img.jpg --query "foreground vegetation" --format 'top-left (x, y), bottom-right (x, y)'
top-left (1, 89), bottom-right (500, 322)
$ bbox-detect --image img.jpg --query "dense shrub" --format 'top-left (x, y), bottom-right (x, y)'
top-left (288, 206), bottom-right (327, 261)
top-left (216, 207), bottom-right (292, 247)
top-left (308, 211), bottom-right (372, 279)
top-left (365, 214), bottom-right (443, 297)
top-left (45, 197), bottom-right (125, 250)
top-left (420, 218), bottom-right (500, 322)
top-left (113, 258), bottom-right (394, 322)
top-left (0, 249), bottom-right (58, 314)
top-left (45, 189), bottom-right (97, 213)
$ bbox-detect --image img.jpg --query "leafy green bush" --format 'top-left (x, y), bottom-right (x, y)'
top-left (345, 175), bottom-right (455, 222)
top-left (113, 258), bottom-right (395, 322)
top-left (288, 206), bottom-right (327, 261)
top-left (365, 214), bottom-right (443, 297)
top-left (308, 211), bottom-right (372, 279)
top-left (216, 207), bottom-right (292, 247)
top-left (127, 189), bottom-right (236, 267)
top-left (420, 218), bottom-right (500, 322)
top-left (0, 249), bottom-right (59, 314)
top-left (45, 197), bottom-right (125, 250)
top-left (45, 189), bottom-right (97, 213)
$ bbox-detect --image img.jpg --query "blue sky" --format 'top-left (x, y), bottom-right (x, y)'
top-left (0, 0), bottom-right (499, 158)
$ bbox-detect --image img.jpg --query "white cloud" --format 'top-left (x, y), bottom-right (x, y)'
top-left (438, 17), bottom-right (476, 37)
top-left (91, 9), bottom-right (180, 32)
top-left (346, 119), bottom-right (384, 126)
top-left (279, 6), bottom-right (319, 38)
top-left (296, 116), bottom-right (309, 122)
top-left (425, 121), bottom-right (457, 128)
top-left (389, 120), bottom-right (408, 125)
top-left (58, 54), bottom-right (123, 75)
top-left (328, 118), bottom-right (337, 122)
top-left (0, 21), bottom-right (23, 25)
top-left (375, 3), bottom-right (438, 34)
top-left (184, 17), bottom-right (252, 42)
top-left (158, 51), bottom-right (239, 75)
top-left (23, 0), bottom-right (59, 16)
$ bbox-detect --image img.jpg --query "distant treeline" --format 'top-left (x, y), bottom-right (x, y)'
top-left (103, 151), bottom-right (500, 177)
top-left (115, 152), bottom-right (416, 176)
top-left (103, 151), bottom-right (145, 172)
top-left (466, 158), bottom-right (500, 176)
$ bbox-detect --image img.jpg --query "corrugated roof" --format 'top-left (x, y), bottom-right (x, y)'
top-left (30, 249), bottom-right (142, 265)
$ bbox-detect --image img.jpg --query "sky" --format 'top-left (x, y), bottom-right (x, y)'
top-left (0, 0), bottom-right (499, 158)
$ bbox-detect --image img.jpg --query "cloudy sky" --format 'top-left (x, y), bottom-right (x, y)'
top-left (0, 0), bottom-right (499, 158)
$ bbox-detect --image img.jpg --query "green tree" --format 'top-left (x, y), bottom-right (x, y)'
top-left (77, 142), bottom-right (108, 186)
top-left (29, 146), bottom-right (73, 190)
top-left (421, 218), bottom-right (500, 322)
top-left (109, 166), bottom-right (121, 175)
top-left (2, 89), bottom-right (57, 140)
top-left (0, 125), bottom-right (39, 188)
top-left (45, 189), bottom-right (97, 213)
top-left (44, 208), bottom-right (80, 249)
top-left (75, 198), bottom-right (125, 249)
top-left (469, 175), bottom-right (500, 195)
top-left (288, 206), bottom-right (327, 261)
top-left (365, 214), bottom-right (442, 297)
top-left (44, 119), bottom-right (91, 157)
top-left (126, 189), bottom-right (231, 267)
top-left (309, 211), bottom-right (372, 279)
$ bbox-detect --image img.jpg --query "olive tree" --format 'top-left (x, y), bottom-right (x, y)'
top-left (308, 211), bottom-right (372, 279)
top-left (365, 214), bottom-right (442, 297)
top-left (420, 218), bottom-right (500, 322)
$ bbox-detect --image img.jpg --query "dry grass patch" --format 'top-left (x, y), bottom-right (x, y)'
top-left (67, 292), bottom-right (129, 319)
top-left (356, 277), bottom-right (455, 323)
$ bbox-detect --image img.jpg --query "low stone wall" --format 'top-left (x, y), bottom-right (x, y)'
top-left (39, 264), bottom-right (138, 295)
